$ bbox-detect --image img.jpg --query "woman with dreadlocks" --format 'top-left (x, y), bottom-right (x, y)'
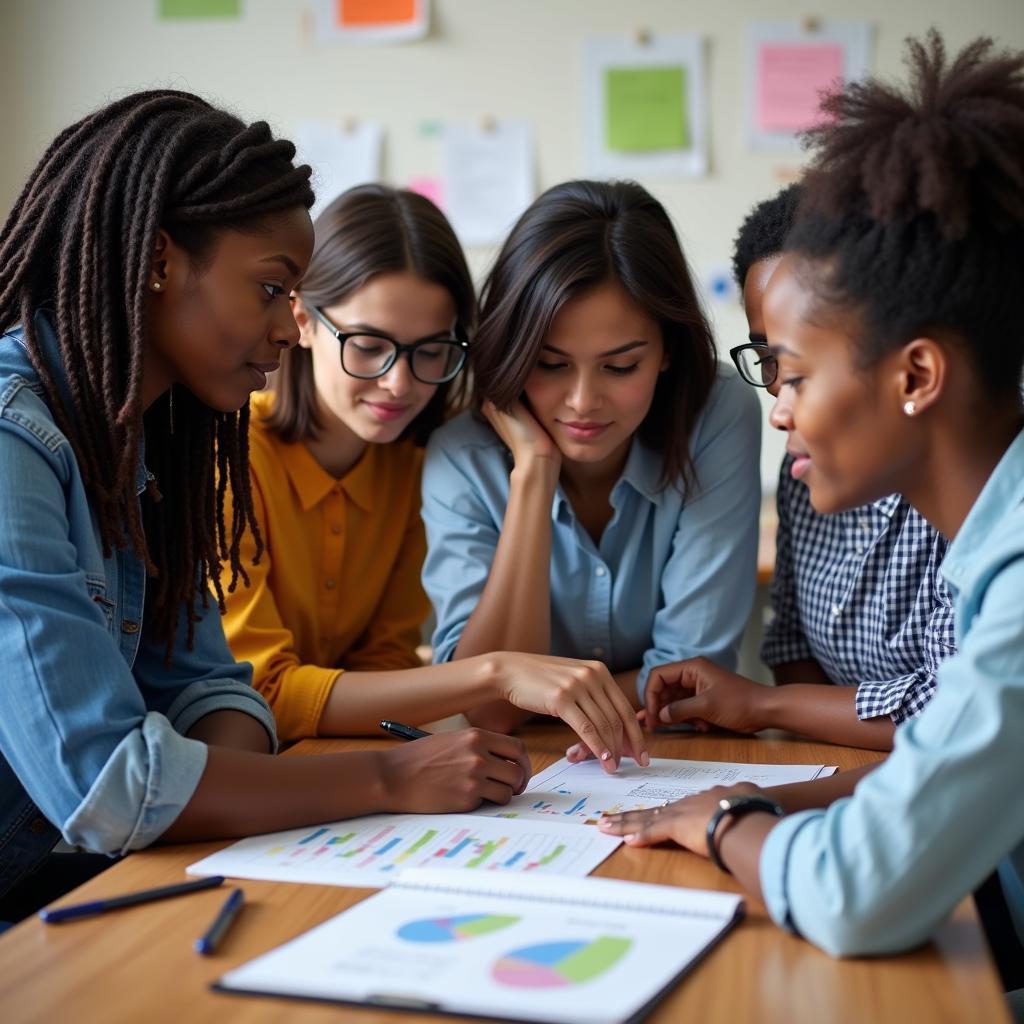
top-left (600, 33), bottom-right (1024, 981)
top-left (0, 91), bottom-right (538, 923)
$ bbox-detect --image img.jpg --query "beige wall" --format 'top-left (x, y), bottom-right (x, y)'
top-left (4, 0), bottom-right (1024, 486)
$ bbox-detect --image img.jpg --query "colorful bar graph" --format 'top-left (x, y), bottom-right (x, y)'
top-left (299, 827), bottom-right (329, 845)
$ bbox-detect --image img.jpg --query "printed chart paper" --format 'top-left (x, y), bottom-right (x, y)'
top-left (187, 813), bottom-right (621, 888)
top-left (747, 20), bottom-right (872, 150)
top-left (293, 120), bottom-right (383, 219)
top-left (475, 756), bottom-right (835, 825)
top-left (583, 34), bottom-right (707, 179)
top-left (216, 869), bottom-right (742, 1024)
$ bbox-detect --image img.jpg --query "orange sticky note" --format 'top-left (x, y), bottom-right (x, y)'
top-left (336, 0), bottom-right (416, 27)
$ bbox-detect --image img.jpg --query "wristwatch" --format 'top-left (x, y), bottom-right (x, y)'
top-left (706, 794), bottom-right (785, 874)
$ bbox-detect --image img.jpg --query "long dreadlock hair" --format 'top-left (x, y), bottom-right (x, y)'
top-left (0, 90), bottom-right (314, 655)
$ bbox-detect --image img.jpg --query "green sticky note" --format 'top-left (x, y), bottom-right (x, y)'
top-left (159, 0), bottom-right (240, 18)
top-left (605, 66), bottom-right (688, 152)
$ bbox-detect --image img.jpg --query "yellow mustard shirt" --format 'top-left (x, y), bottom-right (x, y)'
top-left (221, 391), bottom-right (429, 741)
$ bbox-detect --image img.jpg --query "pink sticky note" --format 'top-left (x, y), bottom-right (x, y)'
top-left (757, 43), bottom-right (844, 133)
top-left (407, 176), bottom-right (445, 211)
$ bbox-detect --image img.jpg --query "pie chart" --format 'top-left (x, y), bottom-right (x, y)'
top-left (397, 913), bottom-right (519, 943)
top-left (492, 936), bottom-right (632, 987)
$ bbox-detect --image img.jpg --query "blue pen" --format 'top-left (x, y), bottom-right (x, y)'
top-left (194, 887), bottom-right (245, 956)
top-left (39, 874), bottom-right (225, 923)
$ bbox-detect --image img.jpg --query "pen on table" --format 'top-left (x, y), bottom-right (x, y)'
top-left (39, 874), bottom-right (225, 924)
top-left (194, 887), bottom-right (245, 956)
top-left (379, 719), bottom-right (431, 742)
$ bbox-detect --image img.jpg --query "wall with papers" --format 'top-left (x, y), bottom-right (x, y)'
top-left (2, 0), bottom-right (1021, 486)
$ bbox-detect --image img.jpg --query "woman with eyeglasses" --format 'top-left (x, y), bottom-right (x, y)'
top-left (421, 180), bottom-right (762, 754)
top-left (220, 184), bottom-right (646, 767)
top-left (632, 185), bottom-right (955, 762)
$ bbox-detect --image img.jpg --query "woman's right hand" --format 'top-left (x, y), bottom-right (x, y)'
top-left (483, 399), bottom-right (561, 474)
top-left (489, 653), bottom-right (649, 772)
top-left (380, 729), bottom-right (532, 812)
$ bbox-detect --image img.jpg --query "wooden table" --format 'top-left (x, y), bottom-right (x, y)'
top-left (0, 726), bottom-right (1008, 1023)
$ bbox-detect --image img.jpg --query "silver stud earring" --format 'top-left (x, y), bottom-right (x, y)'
top-left (151, 281), bottom-right (162, 292)
top-left (903, 400), bottom-right (917, 416)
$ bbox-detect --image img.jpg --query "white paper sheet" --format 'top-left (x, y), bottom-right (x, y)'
top-left (474, 756), bottom-right (836, 825)
top-left (294, 120), bottom-right (383, 219)
top-left (440, 120), bottom-right (534, 246)
top-left (187, 813), bottom-right (621, 888)
top-left (216, 869), bottom-right (742, 1024)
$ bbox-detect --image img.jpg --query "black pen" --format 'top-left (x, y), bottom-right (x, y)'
top-left (194, 887), bottom-right (245, 955)
top-left (39, 874), bottom-right (225, 924)
top-left (380, 719), bottom-right (431, 742)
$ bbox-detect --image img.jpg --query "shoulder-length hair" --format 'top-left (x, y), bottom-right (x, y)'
top-left (268, 183), bottom-right (475, 446)
top-left (472, 179), bottom-right (716, 494)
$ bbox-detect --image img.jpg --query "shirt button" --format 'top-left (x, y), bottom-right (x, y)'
top-left (595, 566), bottom-right (607, 577)
top-left (830, 603), bottom-right (841, 618)
top-left (330, 524), bottom-right (342, 536)
top-left (121, 619), bottom-right (140, 634)
top-left (325, 579), bottom-right (337, 590)
top-left (592, 646), bottom-right (605, 657)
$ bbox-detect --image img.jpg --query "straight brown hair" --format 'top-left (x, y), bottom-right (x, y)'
top-left (472, 179), bottom-right (717, 494)
top-left (267, 183), bottom-right (475, 446)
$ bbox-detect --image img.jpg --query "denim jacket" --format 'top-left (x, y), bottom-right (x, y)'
top-left (0, 313), bottom-right (277, 899)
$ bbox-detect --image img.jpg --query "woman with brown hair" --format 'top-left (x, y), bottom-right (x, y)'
top-left (221, 184), bottom-right (645, 764)
top-left (422, 180), bottom-right (762, 744)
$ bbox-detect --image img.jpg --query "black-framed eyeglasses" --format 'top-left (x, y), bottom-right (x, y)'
top-left (311, 306), bottom-right (469, 385)
top-left (730, 342), bottom-right (779, 389)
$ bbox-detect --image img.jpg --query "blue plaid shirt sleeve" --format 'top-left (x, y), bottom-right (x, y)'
top-left (854, 571), bottom-right (957, 724)
top-left (761, 458), bottom-right (815, 669)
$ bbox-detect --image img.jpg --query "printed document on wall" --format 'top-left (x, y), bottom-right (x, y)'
top-left (441, 120), bottom-right (534, 247)
top-left (294, 120), bottom-right (384, 219)
top-left (582, 34), bottom-right (708, 179)
top-left (747, 20), bottom-right (872, 150)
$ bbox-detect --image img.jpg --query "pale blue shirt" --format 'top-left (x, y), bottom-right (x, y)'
top-left (421, 365), bottom-right (762, 699)
top-left (760, 426), bottom-right (1024, 956)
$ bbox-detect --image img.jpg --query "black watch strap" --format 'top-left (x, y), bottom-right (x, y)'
top-left (706, 794), bottom-right (785, 874)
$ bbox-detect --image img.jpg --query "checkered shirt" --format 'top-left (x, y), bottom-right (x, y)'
top-left (761, 456), bottom-right (956, 724)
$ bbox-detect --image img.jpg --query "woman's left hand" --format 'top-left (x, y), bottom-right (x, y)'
top-left (597, 782), bottom-right (763, 852)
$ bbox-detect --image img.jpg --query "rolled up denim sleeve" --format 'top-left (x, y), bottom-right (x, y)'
top-left (638, 370), bottom-right (762, 699)
top-left (0, 424), bottom-right (221, 855)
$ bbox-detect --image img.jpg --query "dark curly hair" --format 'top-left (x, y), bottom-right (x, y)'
top-left (787, 31), bottom-right (1024, 399)
top-left (0, 90), bottom-right (314, 655)
top-left (731, 184), bottom-right (802, 287)
top-left (471, 179), bottom-right (717, 495)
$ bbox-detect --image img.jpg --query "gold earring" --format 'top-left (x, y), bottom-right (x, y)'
top-left (903, 400), bottom-right (917, 416)
top-left (151, 281), bottom-right (162, 292)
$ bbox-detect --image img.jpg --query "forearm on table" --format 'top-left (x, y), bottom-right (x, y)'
top-left (763, 762), bottom-right (881, 813)
top-left (160, 746), bottom-right (390, 842)
top-left (772, 658), bottom-right (833, 686)
top-left (454, 463), bottom-right (555, 659)
top-left (319, 658), bottom-right (500, 735)
top-left (761, 684), bottom-right (895, 750)
top-left (716, 814), bottom-right (776, 901)
top-left (186, 709), bottom-right (273, 753)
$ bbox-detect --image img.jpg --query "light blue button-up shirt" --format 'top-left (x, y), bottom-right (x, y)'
top-left (422, 365), bottom-right (762, 698)
top-left (760, 426), bottom-right (1024, 956)
top-left (0, 314), bottom-right (277, 898)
